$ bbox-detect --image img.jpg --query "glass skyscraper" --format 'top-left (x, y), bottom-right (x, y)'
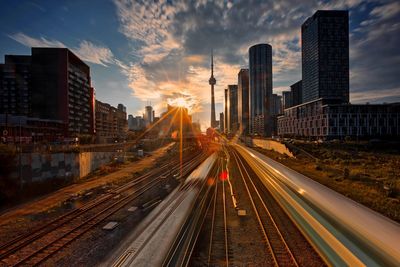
top-left (238, 69), bottom-right (249, 135)
top-left (227, 84), bottom-right (238, 134)
top-left (302, 10), bottom-right (349, 104)
top-left (249, 43), bottom-right (273, 136)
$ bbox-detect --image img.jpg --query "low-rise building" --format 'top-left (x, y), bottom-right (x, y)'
top-left (0, 114), bottom-right (65, 144)
top-left (95, 100), bottom-right (127, 143)
top-left (277, 99), bottom-right (400, 139)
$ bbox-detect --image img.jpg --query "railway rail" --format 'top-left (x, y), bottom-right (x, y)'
top-left (231, 149), bottom-right (298, 266)
top-left (234, 143), bottom-right (400, 266)
top-left (206, 157), bottom-right (230, 267)
top-left (161, 154), bottom-right (227, 267)
top-left (0, 151), bottom-right (207, 266)
top-left (110, 153), bottom-right (218, 267)
top-left (231, 147), bottom-right (325, 266)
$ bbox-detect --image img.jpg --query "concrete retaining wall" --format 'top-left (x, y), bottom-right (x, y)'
top-left (11, 151), bottom-right (116, 184)
top-left (252, 139), bottom-right (294, 157)
top-left (79, 152), bottom-right (115, 178)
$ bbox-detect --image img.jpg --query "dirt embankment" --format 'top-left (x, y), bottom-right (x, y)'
top-left (0, 143), bottom-right (175, 226)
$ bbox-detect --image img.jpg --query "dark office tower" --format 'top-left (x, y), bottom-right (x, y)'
top-left (227, 85), bottom-right (238, 134)
top-left (282, 91), bottom-right (293, 109)
top-left (219, 112), bottom-right (224, 132)
top-left (249, 43), bottom-right (273, 137)
top-left (302, 10), bottom-right (349, 104)
top-left (271, 94), bottom-right (282, 115)
top-left (31, 48), bottom-right (94, 136)
top-left (238, 69), bottom-right (249, 135)
top-left (291, 80), bottom-right (303, 106)
top-left (224, 88), bottom-right (228, 134)
top-left (0, 55), bottom-right (31, 116)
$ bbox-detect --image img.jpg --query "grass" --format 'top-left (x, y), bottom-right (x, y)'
top-left (252, 141), bottom-right (400, 222)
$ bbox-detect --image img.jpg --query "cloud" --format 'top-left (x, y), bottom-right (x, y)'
top-left (9, 32), bottom-right (65, 48)
top-left (9, 32), bottom-right (126, 67)
top-left (111, 0), bottom-right (400, 127)
top-left (370, 1), bottom-right (400, 20)
top-left (349, 1), bottom-right (400, 102)
top-left (73, 40), bottom-right (116, 66)
top-left (351, 88), bottom-right (400, 103)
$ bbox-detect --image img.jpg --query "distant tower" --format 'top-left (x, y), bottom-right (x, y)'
top-left (209, 50), bottom-right (217, 128)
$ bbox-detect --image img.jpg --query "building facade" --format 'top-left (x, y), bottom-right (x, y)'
top-left (219, 112), bottom-right (224, 133)
top-left (144, 105), bottom-right (154, 127)
top-left (282, 91), bottom-right (292, 109)
top-left (128, 115), bottom-right (145, 131)
top-left (224, 88), bottom-right (228, 134)
top-left (302, 10), bottom-right (349, 104)
top-left (249, 43), bottom-right (273, 136)
top-left (291, 80), bottom-right (303, 107)
top-left (238, 69), bottom-right (249, 135)
top-left (0, 55), bottom-right (32, 117)
top-left (31, 48), bottom-right (95, 137)
top-left (0, 48), bottom-right (95, 142)
top-left (95, 100), bottom-right (127, 143)
top-left (227, 85), bottom-right (238, 134)
top-left (277, 99), bottom-right (400, 139)
top-left (271, 94), bottom-right (283, 116)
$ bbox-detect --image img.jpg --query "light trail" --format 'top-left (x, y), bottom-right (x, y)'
top-left (234, 144), bottom-right (400, 266)
top-left (180, 107), bottom-right (183, 179)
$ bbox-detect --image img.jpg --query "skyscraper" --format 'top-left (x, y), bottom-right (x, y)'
top-left (302, 10), bottom-right (349, 104)
top-left (227, 85), bottom-right (238, 134)
top-left (209, 51), bottom-right (217, 128)
top-left (238, 69), bottom-right (249, 135)
top-left (219, 112), bottom-right (224, 133)
top-left (224, 88), bottom-right (228, 134)
top-left (282, 91), bottom-right (293, 109)
top-left (291, 80), bottom-right (303, 106)
top-left (144, 105), bottom-right (153, 126)
top-left (249, 44), bottom-right (273, 136)
top-left (271, 94), bottom-right (283, 116)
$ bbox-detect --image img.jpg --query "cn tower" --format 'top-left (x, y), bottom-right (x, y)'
top-left (209, 50), bottom-right (217, 128)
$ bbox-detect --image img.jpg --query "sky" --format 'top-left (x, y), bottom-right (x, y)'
top-left (0, 0), bottom-right (399, 130)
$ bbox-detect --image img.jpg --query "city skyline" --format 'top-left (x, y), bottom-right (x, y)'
top-left (0, 1), bottom-right (399, 130)
top-left (0, 2), bottom-right (399, 265)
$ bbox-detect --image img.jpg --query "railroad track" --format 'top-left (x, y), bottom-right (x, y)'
top-left (206, 156), bottom-right (230, 267)
top-left (113, 154), bottom-right (219, 267)
top-left (0, 151), bottom-right (208, 266)
top-left (232, 147), bottom-right (326, 266)
top-left (161, 155), bottom-right (222, 267)
top-left (231, 149), bottom-right (299, 267)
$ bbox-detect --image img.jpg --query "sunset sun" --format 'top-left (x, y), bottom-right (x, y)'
top-left (167, 95), bottom-right (195, 112)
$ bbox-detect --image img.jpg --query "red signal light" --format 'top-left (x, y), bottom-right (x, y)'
top-left (219, 170), bottom-right (228, 181)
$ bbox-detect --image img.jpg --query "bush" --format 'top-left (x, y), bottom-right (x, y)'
top-left (343, 167), bottom-right (350, 179)
top-left (315, 164), bottom-right (322, 171)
